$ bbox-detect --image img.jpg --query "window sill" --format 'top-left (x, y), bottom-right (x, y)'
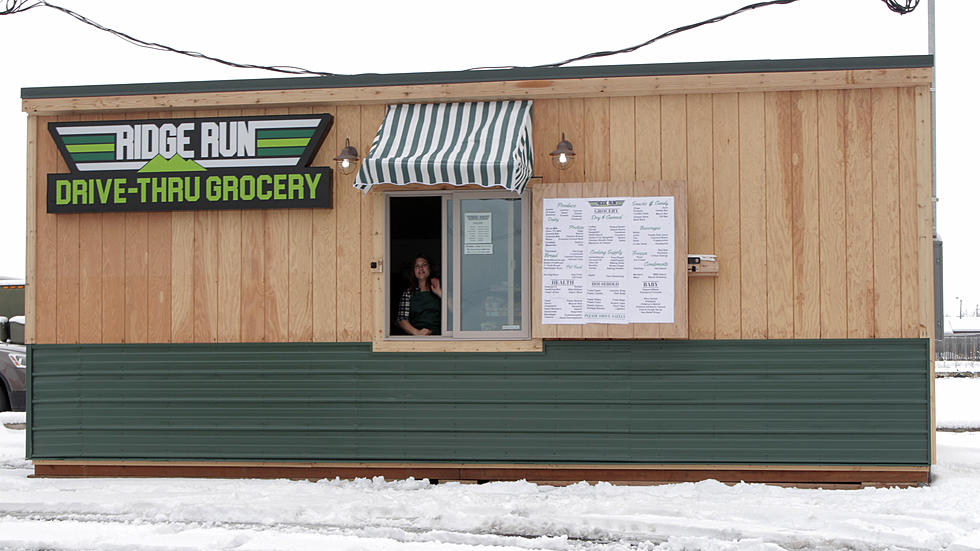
top-left (371, 338), bottom-right (543, 353)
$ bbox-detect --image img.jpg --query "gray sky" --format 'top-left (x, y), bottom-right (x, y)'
top-left (2, 1), bottom-right (973, 316)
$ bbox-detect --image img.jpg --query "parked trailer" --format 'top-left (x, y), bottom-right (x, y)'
top-left (21, 55), bottom-right (935, 486)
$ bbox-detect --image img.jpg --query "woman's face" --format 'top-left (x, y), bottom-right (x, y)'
top-left (413, 258), bottom-right (431, 282)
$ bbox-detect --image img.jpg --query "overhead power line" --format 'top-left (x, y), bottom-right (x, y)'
top-left (882, 0), bottom-right (919, 14)
top-left (1, 0), bottom-right (334, 76)
top-left (1, 0), bottom-right (921, 77)
top-left (527, 0), bottom-right (804, 70)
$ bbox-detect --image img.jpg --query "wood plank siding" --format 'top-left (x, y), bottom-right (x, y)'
top-left (26, 86), bottom-right (934, 344)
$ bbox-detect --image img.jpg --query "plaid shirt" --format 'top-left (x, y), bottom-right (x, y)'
top-left (397, 288), bottom-right (416, 321)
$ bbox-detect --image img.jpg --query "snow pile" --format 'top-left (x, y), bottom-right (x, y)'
top-left (0, 411), bottom-right (25, 425)
top-left (937, 360), bottom-right (980, 376)
top-left (0, 413), bottom-right (29, 470)
top-left (937, 378), bottom-right (980, 430)
top-left (1, 438), bottom-right (980, 550)
top-left (1, 379), bottom-right (980, 549)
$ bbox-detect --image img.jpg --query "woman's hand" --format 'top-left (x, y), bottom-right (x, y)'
top-left (400, 319), bottom-right (432, 336)
top-left (430, 277), bottom-right (442, 298)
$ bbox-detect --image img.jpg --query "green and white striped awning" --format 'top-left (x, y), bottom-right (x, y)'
top-left (354, 100), bottom-right (533, 193)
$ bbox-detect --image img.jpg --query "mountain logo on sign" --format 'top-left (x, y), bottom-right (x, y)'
top-left (138, 155), bottom-right (206, 173)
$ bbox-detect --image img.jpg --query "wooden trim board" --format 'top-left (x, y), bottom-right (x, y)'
top-left (371, 339), bottom-right (544, 353)
top-left (32, 460), bottom-right (930, 486)
top-left (22, 68), bottom-right (932, 115)
top-left (25, 115), bottom-right (38, 344)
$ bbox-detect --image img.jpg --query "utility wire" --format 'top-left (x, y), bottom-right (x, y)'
top-left (527, 0), bottom-right (803, 70)
top-left (2, 0), bottom-right (921, 77)
top-left (501, 0), bottom-right (919, 70)
top-left (882, 0), bottom-right (919, 14)
top-left (1, 0), bottom-right (339, 76)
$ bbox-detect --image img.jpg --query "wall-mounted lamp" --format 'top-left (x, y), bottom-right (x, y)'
top-left (549, 133), bottom-right (576, 171)
top-left (333, 138), bottom-right (360, 176)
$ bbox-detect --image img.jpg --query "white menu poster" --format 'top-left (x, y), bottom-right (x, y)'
top-left (542, 196), bottom-right (674, 325)
top-left (541, 199), bottom-right (585, 324)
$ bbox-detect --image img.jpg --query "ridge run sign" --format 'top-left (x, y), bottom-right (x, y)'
top-left (46, 114), bottom-right (334, 213)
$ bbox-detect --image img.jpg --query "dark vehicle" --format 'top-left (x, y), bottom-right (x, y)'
top-left (0, 280), bottom-right (24, 318)
top-left (0, 316), bottom-right (26, 411)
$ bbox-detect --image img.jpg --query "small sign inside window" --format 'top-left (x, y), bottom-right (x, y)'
top-left (464, 243), bottom-right (493, 255)
top-left (464, 212), bottom-right (492, 244)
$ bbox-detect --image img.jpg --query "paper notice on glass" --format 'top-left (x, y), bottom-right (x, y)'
top-left (583, 198), bottom-right (629, 324)
top-left (541, 198), bottom-right (585, 324)
top-left (464, 212), bottom-right (492, 244)
top-left (628, 197), bottom-right (675, 323)
top-left (464, 243), bottom-right (493, 255)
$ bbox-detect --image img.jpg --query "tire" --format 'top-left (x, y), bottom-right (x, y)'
top-left (0, 385), bottom-right (9, 412)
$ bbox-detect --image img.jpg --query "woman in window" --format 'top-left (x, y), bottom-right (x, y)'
top-left (397, 254), bottom-right (441, 336)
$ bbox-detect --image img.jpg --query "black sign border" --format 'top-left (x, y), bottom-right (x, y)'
top-left (47, 113), bottom-right (334, 174)
top-left (47, 166), bottom-right (333, 214)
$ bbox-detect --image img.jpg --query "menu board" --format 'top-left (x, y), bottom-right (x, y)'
top-left (542, 197), bottom-right (674, 325)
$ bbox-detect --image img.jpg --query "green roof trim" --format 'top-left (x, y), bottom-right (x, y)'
top-left (22, 55), bottom-right (933, 100)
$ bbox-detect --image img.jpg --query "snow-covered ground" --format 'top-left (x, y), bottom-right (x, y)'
top-left (936, 360), bottom-right (980, 377)
top-left (0, 378), bottom-right (978, 551)
top-left (937, 378), bottom-right (980, 430)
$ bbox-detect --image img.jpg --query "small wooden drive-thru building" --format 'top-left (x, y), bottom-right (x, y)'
top-left (21, 54), bottom-right (936, 486)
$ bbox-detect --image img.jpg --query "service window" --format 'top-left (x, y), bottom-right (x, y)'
top-left (386, 190), bottom-right (529, 340)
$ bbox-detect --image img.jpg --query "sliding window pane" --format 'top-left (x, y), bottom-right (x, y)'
top-left (458, 198), bottom-right (522, 333)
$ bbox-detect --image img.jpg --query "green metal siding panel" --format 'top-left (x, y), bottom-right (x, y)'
top-left (25, 345), bottom-right (33, 458)
top-left (28, 339), bottom-right (930, 465)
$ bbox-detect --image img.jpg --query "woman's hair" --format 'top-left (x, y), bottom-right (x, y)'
top-left (409, 253), bottom-right (438, 288)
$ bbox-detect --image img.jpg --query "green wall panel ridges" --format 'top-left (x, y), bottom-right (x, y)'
top-left (27, 339), bottom-right (930, 465)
